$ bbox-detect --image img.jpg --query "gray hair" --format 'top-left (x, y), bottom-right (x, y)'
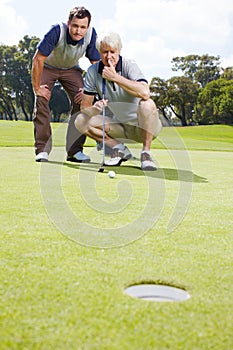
top-left (96, 32), bottom-right (122, 52)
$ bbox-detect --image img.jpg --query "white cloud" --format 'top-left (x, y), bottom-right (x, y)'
top-left (101, 0), bottom-right (233, 79)
top-left (222, 54), bottom-right (233, 69)
top-left (0, 0), bottom-right (28, 45)
top-left (121, 36), bottom-right (185, 81)
top-left (0, 0), bottom-right (233, 79)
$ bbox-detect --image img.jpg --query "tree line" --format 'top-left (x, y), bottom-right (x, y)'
top-left (0, 36), bottom-right (70, 122)
top-left (0, 36), bottom-right (233, 126)
top-left (150, 55), bottom-right (233, 125)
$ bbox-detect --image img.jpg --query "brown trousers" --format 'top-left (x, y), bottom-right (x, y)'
top-left (33, 66), bottom-right (86, 156)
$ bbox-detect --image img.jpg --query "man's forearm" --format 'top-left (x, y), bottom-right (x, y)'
top-left (31, 63), bottom-right (42, 94)
top-left (81, 105), bottom-right (102, 117)
top-left (31, 52), bottom-right (46, 94)
top-left (114, 75), bottom-right (150, 100)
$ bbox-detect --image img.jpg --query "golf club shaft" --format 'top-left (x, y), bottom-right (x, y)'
top-left (102, 79), bottom-right (106, 166)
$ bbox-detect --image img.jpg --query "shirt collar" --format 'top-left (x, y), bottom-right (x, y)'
top-left (98, 56), bottom-right (122, 75)
top-left (66, 28), bottom-right (84, 45)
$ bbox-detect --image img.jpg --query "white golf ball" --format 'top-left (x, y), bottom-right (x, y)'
top-left (108, 171), bottom-right (116, 178)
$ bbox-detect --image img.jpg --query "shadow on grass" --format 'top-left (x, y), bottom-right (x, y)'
top-left (46, 160), bottom-right (207, 183)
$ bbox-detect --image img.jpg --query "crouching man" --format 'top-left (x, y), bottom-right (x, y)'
top-left (75, 31), bottom-right (162, 170)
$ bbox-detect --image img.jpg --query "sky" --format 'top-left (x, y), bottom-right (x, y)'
top-left (1, 0), bottom-right (233, 82)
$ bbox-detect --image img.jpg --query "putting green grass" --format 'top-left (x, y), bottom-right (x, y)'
top-left (0, 121), bottom-right (233, 349)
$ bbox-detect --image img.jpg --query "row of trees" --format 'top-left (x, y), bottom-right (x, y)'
top-left (0, 35), bottom-right (70, 122)
top-left (0, 36), bottom-right (233, 126)
top-left (150, 55), bottom-right (233, 125)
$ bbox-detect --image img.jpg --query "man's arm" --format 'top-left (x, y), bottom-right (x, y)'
top-left (102, 60), bottom-right (150, 100)
top-left (85, 27), bottom-right (101, 64)
top-left (31, 50), bottom-right (51, 101)
top-left (80, 94), bottom-right (106, 117)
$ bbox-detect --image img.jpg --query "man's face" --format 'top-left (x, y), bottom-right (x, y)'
top-left (100, 43), bottom-right (120, 67)
top-left (68, 17), bottom-right (89, 41)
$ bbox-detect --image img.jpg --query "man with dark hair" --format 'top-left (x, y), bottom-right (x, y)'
top-left (31, 6), bottom-right (100, 162)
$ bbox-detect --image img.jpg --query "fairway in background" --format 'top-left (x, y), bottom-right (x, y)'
top-left (0, 120), bottom-right (232, 151)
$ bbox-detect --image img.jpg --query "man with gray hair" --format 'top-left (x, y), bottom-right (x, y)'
top-left (75, 31), bottom-right (162, 170)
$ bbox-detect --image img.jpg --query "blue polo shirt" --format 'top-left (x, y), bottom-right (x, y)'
top-left (37, 23), bottom-right (100, 62)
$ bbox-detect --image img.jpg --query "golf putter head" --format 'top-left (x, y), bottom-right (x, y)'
top-left (98, 167), bottom-right (104, 173)
top-left (98, 163), bottom-right (105, 172)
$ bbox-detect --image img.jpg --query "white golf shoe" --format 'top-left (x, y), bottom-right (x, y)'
top-left (104, 144), bottom-right (133, 166)
top-left (66, 151), bottom-right (91, 163)
top-left (141, 151), bottom-right (157, 171)
top-left (35, 152), bottom-right (49, 162)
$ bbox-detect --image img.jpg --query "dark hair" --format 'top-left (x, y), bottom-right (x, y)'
top-left (69, 6), bottom-right (91, 26)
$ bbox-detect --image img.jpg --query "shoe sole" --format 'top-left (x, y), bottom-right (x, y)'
top-left (104, 158), bottom-right (123, 166)
top-left (141, 166), bottom-right (157, 171)
top-left (104, 154), bottom-right (133, 166)
top-left (36, 159), bottom-right (48, 162)
top-left (66, 157), bottom-right (91, 163)
top-left (122, 154), bottom-right (133, 162)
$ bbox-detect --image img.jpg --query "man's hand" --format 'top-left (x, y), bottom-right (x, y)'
top-left (74, 88), bottom-right (83, 104)
top-left (102, 60), bottom-right (117, 82)
top-left (35, 85), bottom-right (51, 101)
top-left (94, 99), bottom-right (108, 112)
top-left (82, 99), bottom-right (108, 117)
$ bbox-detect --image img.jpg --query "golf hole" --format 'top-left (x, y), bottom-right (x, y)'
top-left (125, 283), bottom-right (190, 302)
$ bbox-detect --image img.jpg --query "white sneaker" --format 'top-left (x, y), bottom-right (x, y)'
top-left (118, 145), bottom-right (133, 161)
top-left (67, 151), bottom-right (91, 163)
top-left (141, 151), bottom-right (157, 171)
top-left (104, 145), bottom-right (132, 166)
top-left (35, 152), bottom-right (49, 162)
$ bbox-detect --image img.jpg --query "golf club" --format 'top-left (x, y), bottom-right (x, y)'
top-left (98, 78), bottom-right (106, 172)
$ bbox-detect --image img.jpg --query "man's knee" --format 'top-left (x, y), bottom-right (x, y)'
top-left (139, 98), bottom-right (157, 114)
top-left (138, 98), bottom-right (162, 136)
top-left (74, 113), bottom-right (89, 134)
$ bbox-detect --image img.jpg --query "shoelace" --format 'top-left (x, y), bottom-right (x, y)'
top-left (111, 148), bottom-right (122, 158)
top-left (141, 152), bottom-right (152, 161)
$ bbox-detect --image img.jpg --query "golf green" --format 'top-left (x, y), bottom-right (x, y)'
top-left (0, 121), bottom-right (232, 349)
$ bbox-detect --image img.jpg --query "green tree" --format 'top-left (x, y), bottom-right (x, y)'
top-left (167, 76), bottom-right (199, 126)
top-left (221, 66), bottom-right (233, 80)
top-left (0, 36), bottom-right (40, 121)
top-left (150, 76), bottom-right (199, 126)
top-left (13, 35), bottom-right (40, 121)
top-left (171, 54), bottom-right (221, 88)
top-left (195, 78), bottom-right (233, 125)
top-left (150, 77), bottom-right (171, 123)
top-left (49, 83), bottom-right (70, 122)
top-left (0, 45), bottom-right (18, 120)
